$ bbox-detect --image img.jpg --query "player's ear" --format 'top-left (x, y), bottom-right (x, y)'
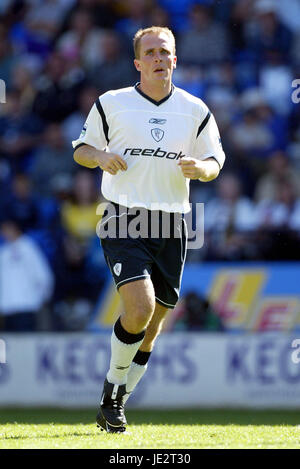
top-left (134, 59), bottom-right (141, 72)
top-left (173, 56), bottom-right (177, 69)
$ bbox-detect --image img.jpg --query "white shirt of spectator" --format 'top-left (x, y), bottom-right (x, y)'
top-left (0, 235), bottom-right (54, 315)
top-left (72, 84), bottom-right (225, 213)
top-left (204, 198), bottom-right (258, 232)
top-left (255, 199), bottom-right (300, 230)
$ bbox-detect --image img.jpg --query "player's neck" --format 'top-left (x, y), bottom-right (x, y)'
top-left (138, 80), bottom-right (172, 103)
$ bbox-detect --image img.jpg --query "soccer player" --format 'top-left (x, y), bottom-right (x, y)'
top-left (72, 26), bottom-right (225, 433)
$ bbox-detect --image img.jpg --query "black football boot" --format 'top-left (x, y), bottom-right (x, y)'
top-left (96, 379), bottom-right (127, 433)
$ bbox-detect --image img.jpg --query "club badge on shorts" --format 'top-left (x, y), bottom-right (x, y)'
top-left (113, 263), bottom-right (122, 276)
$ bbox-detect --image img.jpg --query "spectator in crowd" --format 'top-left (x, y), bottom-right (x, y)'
top-left (55, 169), bottom-right (103, 305)
top-left (0, 89), bottom-right (44, 172)
top-left (229, 88), bottom-right (287, 180)
top-left (60, 169), bottom-right (101, 246)
top-left (56, 8), bottom-right (106, 69)
top-left (62, 0), bottom-right (118, 30)
top-left (32, 51), bottom-right (86, 123)
top-left (232, 91), bottom-right (276, 155)
top-left (0, 26), bottom-right (16, 87)
top-left (177, 4), bottom-right (230, 66)
top-left (148, 4), bottom-right (170, 29)
top-left (87, 29), bottom-right (138, 91)
top-left (74, 0), bottom-right (119, 29)
top-left (7, 0), bottom-right (73, 60)
top-left (10, 59), bottom-right (38, 112)
top-left (227, 0), bottom-right (254, 58)
top-left (115, 0), bottom-right (150, 42)
top-left (255, 179), bottom-right (300, 260)
top-left (248, 0), bottom-right (293, 64)
top-left (0, 159), bottom-right (12, 203)
top-left (0, 217), bottom-right (54, 331)
top-left (254, 150), bottom-right (300, 202)
top-left (256, 179), bottom-right (300, 232)
top-left (205, 82), bottom-right (237, 137)
top-left (25, 0), bottom-right (73, 40)
top-left (288, 120), bottom-right (300, 170)
top-left (275, 0), bottom-right (300, 33)
top-left (205, 172), bottom-right (257, 233)
top-left (173, 65), bottom-right (205, 99)
top-left (229, 1), bottom-right (294, 95)
top-left (31, 122), bottom-right (75, 197)
top-left (62, 85), bottom-right (99, 144)
top-left (203, 172), bottom-right (258, 260)
top-left (165, 291), bottom-right (224, 332)
top-left (291, 30), bottom-right (300, 67)
top-left (0, 172), bottom-right (39, 232)
top-left (156, 0), bottom-right (205, 32)
top-left (259, 50), bottom-right (294, 115)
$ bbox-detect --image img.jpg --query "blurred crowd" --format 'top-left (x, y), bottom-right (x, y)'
top-left (0, 0), bottom-right (300, 331)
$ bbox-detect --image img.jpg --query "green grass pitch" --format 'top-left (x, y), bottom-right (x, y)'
top-left (0, 408), bottom-right (300, 449)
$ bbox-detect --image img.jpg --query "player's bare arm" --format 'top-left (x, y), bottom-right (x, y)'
top-left (73, 144), bottom-right (127, 175)
top-left (178, 156), bottom-right (220, 181)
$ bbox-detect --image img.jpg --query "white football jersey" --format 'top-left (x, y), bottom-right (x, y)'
top-left (72, 83), bottom-right (225, 213)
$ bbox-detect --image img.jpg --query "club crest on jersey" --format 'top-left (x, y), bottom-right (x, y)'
top-left (151, 128), bottom-right (164, 142)
top-left (113, 263), bottom-right (122, 276)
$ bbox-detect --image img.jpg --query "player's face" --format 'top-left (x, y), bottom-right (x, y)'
top-left (134, 33), bottom-right (177, 85)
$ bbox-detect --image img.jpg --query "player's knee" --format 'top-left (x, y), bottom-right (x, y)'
top-left (132, 301), bottom-right (155, 327)
top-left (123, 298), bottom-right (155, 333)
top-left (119, 279), bottom-right (156, 332)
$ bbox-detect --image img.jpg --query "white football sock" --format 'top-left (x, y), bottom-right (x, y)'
top-left (123, 362), bottom-right (148, 404)
top-left (106, 329), bottom-right (144, 385)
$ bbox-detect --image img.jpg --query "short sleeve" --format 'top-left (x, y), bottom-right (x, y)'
top-left (193, 111), bottom-right (225, 169)
top-left (72, 99), bottom-right (108, 151)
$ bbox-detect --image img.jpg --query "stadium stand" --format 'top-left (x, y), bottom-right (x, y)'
top-left (0, 0), bottom-right (299, 331)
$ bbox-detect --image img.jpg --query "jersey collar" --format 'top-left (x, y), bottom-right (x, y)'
top-left (134, 82), bottom-right (175, 106)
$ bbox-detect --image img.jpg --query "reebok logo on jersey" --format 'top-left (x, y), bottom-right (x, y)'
top-left (113, 263), bottom-right (122, 276)
top-left (124, 147), bottom-right (185, 160)
top-left (151, 128), bottom-right (164, 142)
top-left (149, 118), bottom-right (167, 125)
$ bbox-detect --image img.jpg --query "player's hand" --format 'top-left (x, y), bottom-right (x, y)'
top-left (178, 157), bottom-right (206, 179)
top-left (97, 151), bottom-right (127, 175)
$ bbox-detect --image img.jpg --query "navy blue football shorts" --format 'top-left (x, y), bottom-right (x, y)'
top-left (99, 202), bottom-right (187, 309)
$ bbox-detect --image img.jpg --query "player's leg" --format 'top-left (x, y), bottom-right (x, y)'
top-left (124, 302), bottom-right (169, 403)
top-left (97, 277), bottom-right (156, 432)
top-left (119, 278), bottom-right (156, 333)
top-left (140, 301), bottom-right (169, 351)
top-left (121, 215), bottom-right (188, 405)
top-left (106, 277), bottom-right (156, 385)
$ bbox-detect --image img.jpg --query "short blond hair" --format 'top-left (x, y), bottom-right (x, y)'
top-left (133, 26), bottom-right (176, 59)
